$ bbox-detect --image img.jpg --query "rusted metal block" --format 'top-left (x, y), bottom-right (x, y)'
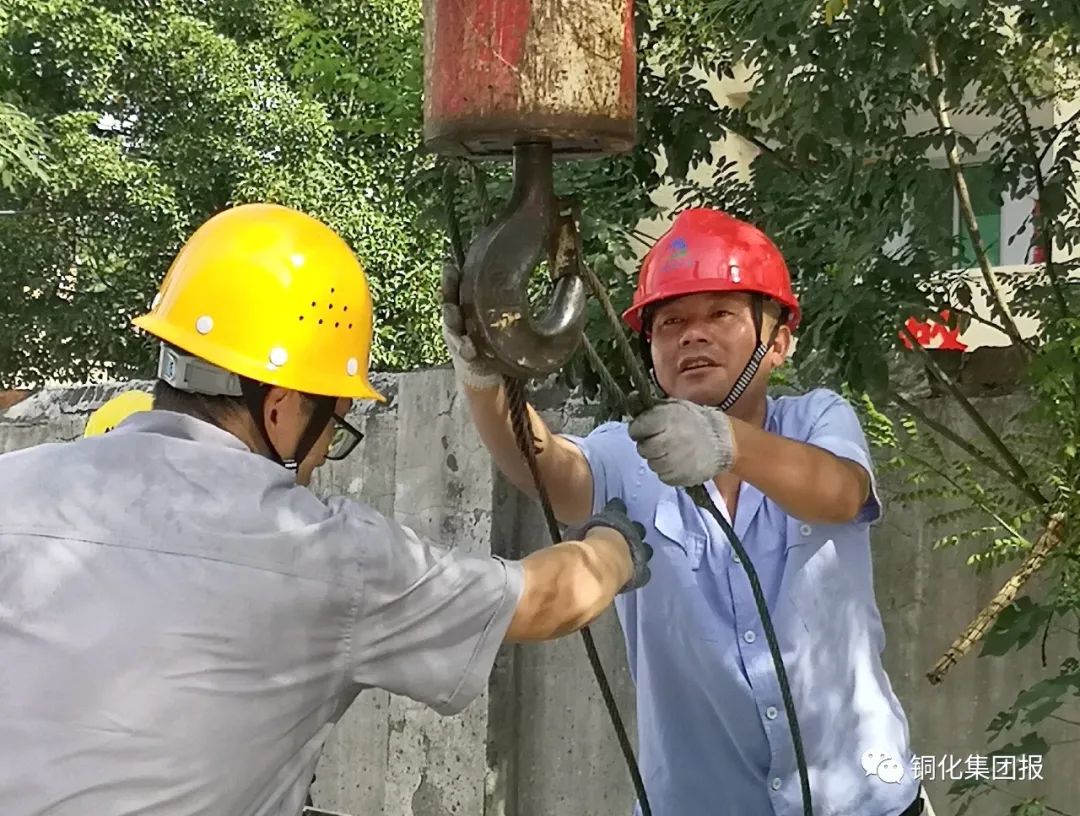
top-left (423, 0), bottom-right (636, 158)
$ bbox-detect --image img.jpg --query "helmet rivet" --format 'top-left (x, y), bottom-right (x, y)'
top-left (269, 347), bottom-right (288, 367)
top-left (196, 315), bottom-right (213, 334)
top-left (346, 358), bottom-right (359, 376)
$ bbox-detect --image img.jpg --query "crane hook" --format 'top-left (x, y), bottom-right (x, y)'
top-left (458, 141), bottom-right (589, 379)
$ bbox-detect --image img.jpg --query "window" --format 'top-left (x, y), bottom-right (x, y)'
top-left (918, 163), bottom-right (1002, 267)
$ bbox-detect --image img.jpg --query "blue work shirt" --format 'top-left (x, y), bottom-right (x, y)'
top-left (566, 388), bottom-right (920, 816)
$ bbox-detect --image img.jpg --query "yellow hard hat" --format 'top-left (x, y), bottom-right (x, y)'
top-left (84, 390), bottom-right (154, 437)
top-left (132, 203), bottom-right (384, 401)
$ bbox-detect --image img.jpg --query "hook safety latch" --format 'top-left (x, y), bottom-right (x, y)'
top-left (458, 141), bottom-right (588, 379)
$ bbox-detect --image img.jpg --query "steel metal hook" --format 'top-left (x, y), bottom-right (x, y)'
top-left (458, 142), bottom-right (588, 379)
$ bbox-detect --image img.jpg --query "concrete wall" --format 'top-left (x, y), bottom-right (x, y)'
top-left (2, 370), bottom-right (1078, 816)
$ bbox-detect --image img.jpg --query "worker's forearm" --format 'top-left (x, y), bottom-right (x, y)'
top-left (506, 528), bottom-right (631, 642)
top-left (463, 383), bottom-right (545, 495)
top-left (729, 418), bottom-right (870, 524)
top-left (462, 382), bottom-right (594, 525)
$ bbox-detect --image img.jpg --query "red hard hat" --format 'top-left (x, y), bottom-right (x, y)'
top-left (622, 208), bottom-right (801, 334)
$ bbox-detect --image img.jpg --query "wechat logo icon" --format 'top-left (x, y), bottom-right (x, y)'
top-left (862, 749), bottom-right (905, 784)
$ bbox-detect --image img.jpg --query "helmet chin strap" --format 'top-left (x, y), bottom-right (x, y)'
top-left (239, 379), bottom-right (337, 475)
top-left (718, 342), bottom-right (769, 412)
top-left (638, 295), bottom-right (787, 411)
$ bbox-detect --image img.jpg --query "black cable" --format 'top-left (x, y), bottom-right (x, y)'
top-left (684, 484), bottom-right (813, 816)
top-left (503, 375), bottom-right (653, 816)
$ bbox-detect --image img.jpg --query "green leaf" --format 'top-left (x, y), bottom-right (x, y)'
top-left (1010, 671), bottom-right (1080, 728)
top-left (795, 132), bottom-right (819, 164)
top-left (1010, 803), bottom-right (1044, 816)
top-left (991, 731), bottom-right (1050, 758)
top-left (1040, 181), bottom-right (1066, 218)
top-left (979, 597), bottom-right (1053, 657)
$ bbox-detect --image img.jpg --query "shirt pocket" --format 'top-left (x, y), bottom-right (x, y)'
top-left (649, 491), bottom-right (734, 644)
top-left (653, 490), bottom-right (707, 572)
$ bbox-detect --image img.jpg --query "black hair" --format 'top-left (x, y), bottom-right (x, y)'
top-left (152, 380), bottom-right (246, 428)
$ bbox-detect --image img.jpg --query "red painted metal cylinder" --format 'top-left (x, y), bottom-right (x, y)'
top-left (423, 0), bottom-right (637, 158)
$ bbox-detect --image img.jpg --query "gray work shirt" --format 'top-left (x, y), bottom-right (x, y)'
top-left (0, 410), bottom-right (523, 815)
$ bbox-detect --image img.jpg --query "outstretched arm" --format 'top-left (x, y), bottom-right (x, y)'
top-left (349, 499), bottom-right (651, 715)
top-left (727, 417), bottom-right (870, 524)
top-left (629, 396), bottom-right (875, 525)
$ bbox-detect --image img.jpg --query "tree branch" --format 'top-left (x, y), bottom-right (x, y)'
top-left (611, 223), bottom-right (663, 249)
top-left (1041, 606), bottom-right (1055, 667)
top-left (1047, 736), bottom-right (1080, 747)
top-left (441, 160), bottom-right (467, 268)
top-left (890, 391), bottom-right (1046, 506)
top-left (1003, 82), bottom-right (1068, 319)
top-left (900, 324), bottom-right (1047, 505)
top-left (931, 301), bottom-right (1012, 339)
top-left (981, 782), bottom-right (1077, 816)
top-left (1004, 79), bottom-right (1080, 468)
top-left (343, 28), bottom-right (364, 121)
top-left (904, 450), bottom-right (1030, 543)
top-left (1039, 105), bottom-right (1080, 168)
top-left (928, 513), bottom-right (1066, 684)
top-left (924, 42), bottom-right (1031, 353)
top-left (471, 162), bottom-right (493, 225)
top-left (721, 121), bottom-right (806, 179)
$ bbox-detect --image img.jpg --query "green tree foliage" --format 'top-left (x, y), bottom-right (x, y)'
top-left (0, 0), bottom-right (440, 387)
top-left (0, 99), bottom-right (48, 193)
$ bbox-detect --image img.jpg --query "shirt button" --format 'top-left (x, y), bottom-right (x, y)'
top-left (771, 777), bottom-right (782, 791)
top-left (744, 630), bottom-right (756, 644)
top-left (766, 706), bottom-right (778, 720)
top-left (800, 523), bottom-right (812, 536)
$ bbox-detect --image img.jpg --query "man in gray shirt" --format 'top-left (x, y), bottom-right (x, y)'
top-left (0, 203), bottom-right (651, 815)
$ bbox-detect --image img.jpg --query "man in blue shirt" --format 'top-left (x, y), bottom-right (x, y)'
top-left (443, 207), bottom-right (933, 816)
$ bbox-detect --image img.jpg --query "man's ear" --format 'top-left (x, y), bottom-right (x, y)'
top-left (263, 386), bottom-right (295, 428)
top-left (768, 325), bottom-right (792, 367)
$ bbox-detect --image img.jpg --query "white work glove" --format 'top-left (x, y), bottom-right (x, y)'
top-left (441, 260), bottom-right (504, 390)
top-left (628, 399), bottom-right (737, 487)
